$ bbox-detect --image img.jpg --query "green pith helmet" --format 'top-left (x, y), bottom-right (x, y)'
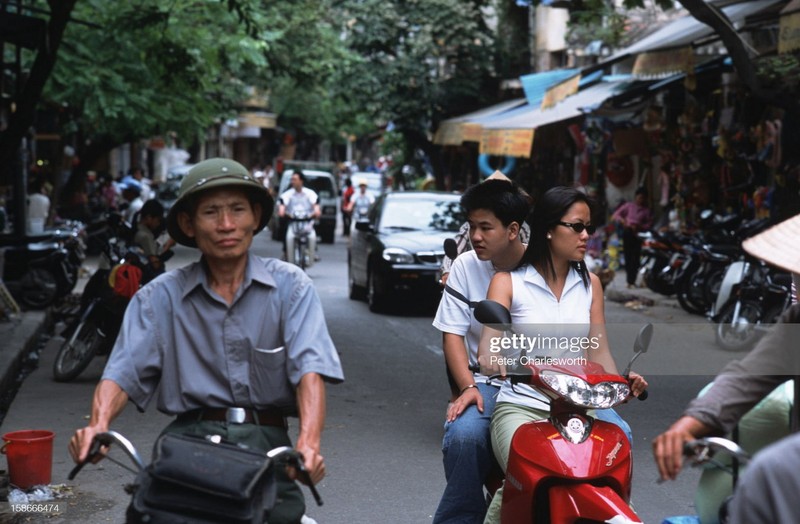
top-left (165, 158), bottom-right (274, 247)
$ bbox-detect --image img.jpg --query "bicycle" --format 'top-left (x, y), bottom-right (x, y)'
top-left (70, 430), bottom-right (322, 524)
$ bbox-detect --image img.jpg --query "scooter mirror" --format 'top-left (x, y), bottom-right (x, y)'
top-left (634, 323), bottom-right (653, 354)
top-left (474, 300), bottom-right (512, 326)
top-left (443, 238), bottom-right (458, 261)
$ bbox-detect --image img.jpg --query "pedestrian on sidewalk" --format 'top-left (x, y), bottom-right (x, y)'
top-left (69, 158), bottom-right (344, 523)
top-left (611, 187), bottom-right (653, 288)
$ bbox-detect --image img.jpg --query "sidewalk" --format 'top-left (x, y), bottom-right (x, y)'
top-left (0, 309), bottom-right (53, 417)
top-left (603, 266), bottom-right (699, 323)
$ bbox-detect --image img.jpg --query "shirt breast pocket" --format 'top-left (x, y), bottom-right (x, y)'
top-left (250, 346), bottom-right (290, 401)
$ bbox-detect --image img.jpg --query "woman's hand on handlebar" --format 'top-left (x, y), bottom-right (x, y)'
top-left (627, 371), bottom-right (648, 398)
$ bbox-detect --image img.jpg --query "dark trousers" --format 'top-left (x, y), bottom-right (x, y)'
top-left (622, 228), bottom-right (642, 286)
top-left (161, 417), bottom-right (305, 524)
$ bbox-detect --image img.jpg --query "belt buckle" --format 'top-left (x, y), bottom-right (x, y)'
top-left (226, 407), bottom-right (247, 424)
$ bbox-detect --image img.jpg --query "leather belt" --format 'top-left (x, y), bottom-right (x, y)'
top-left (178, 407), bottom-right (287, 428)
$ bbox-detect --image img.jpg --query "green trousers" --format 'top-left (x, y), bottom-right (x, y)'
top-left (161, 417), bottom-right (305, 524)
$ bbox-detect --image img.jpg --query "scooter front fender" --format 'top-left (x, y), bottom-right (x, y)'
top-left (713, 260), bottom-right (747, 317)
top-left (548, 483), bottom-right (641, 524)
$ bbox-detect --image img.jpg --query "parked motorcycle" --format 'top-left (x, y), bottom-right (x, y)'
top-left (474, 300), bottom-right (652, 523)
top-left (52, 242), bottom-right (149, 382)
top-left (1, 238), bottom-right (71, 309)
top-left (672, 217), bottom-right (770, 317)
top-left (637, 230), bottom-right (690, 296)
top-left (713, 258), bottom-right (792, 352)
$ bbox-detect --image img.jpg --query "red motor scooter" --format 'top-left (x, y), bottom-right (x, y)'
top-left (475, 300), bottom-right (652, 523)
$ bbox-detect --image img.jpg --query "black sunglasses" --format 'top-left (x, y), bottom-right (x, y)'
top-left (557, 221), bottom-right (596, 235)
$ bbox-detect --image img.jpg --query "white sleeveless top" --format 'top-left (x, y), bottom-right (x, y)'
top-left (495, 264), bottom-right (593, 409)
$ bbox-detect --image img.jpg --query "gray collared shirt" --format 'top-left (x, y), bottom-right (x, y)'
top-left (102, 253), bottom-right (344, 415)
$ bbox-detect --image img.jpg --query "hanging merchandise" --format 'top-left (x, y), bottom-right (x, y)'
top-left (606, 152), bottom-right (634, 188)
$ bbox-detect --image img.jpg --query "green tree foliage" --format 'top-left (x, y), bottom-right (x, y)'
top-left (331, 0), bottom-right (496, 181)
top-left (36, 0), bottom-right (351, 163)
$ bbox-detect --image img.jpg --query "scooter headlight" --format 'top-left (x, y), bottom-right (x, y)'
top-left (540, 371), bottom-right (630, 409)
top-left (382, 247), bottom-right (414, 264)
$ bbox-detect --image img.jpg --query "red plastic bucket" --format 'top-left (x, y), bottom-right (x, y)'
top-left (1, 430), bottom-right (54, 489)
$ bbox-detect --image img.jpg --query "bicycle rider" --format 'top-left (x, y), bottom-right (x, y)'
top-left (69, 158), bottom-right (344, 523)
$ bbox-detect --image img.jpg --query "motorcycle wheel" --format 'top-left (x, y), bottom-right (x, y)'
top-left (676, 274), bottom-right (707, 315)
top-left (16, 268), bottom-right (59, 309)
top-left (53, 319), bottom-right (103, 382)
top-left (644, 262), bottom-right (674, 295)
top-left (715, 300), bottom-right (763, 352)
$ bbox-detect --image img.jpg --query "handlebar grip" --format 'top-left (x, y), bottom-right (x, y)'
top-left (68, 437), bottom-right (104, 480)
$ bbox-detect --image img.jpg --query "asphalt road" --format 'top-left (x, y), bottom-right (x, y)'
top-left (2, 227), bottom-right (745, 523)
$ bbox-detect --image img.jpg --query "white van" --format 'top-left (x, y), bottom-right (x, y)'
top-left (273, 169), bottom-right (338, 244)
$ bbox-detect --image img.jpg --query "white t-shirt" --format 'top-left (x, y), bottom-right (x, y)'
top-left (279, 187), bottom-right (318, 217)
top-left (496, 265), bottom-right (593, 409)
top-left (432, 250), bottom-right (496, 384)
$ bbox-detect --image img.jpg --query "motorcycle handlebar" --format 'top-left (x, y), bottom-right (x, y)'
top-left (683, 437), bottom-right (751, 467)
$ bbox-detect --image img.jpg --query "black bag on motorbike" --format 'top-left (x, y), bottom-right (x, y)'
top-left (127, 432), bottom-right (277, 524)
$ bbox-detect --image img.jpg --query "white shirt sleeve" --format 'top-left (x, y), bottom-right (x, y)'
top-left (432, 255), bottom-right (471, 336)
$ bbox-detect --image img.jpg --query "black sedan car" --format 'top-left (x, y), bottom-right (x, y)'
top-left (348, 191), bottom-right (464, 312)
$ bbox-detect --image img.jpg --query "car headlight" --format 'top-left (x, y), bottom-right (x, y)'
top-left (382, 247), bottom-right (415, 264)
top-left (540, 371), bottom-right (630, 409)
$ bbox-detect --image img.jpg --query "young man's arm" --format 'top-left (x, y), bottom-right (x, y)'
top-left (443, 332), bottom-right (483, 421)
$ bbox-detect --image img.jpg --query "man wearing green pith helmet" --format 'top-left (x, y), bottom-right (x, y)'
top-left (69, 158), bottom-right (344, 523)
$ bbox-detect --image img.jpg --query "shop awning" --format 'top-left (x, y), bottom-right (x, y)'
top-left (478, 80), bottom-right (631, 158)
top-left (519, 69), bottom-right (580, 106)
top-left (609, 0), bottom-right (782, 61)
top-left (433, 98), bottom-right (526, 145)
top-left (483, 80), bottom-right (631, 131)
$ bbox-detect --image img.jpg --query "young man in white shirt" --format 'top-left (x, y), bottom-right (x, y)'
top-left (431, 179), bottom-right (529, 523)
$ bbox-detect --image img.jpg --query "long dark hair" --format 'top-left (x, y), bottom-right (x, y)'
top-left (520, 186), bottom-right (594, 288)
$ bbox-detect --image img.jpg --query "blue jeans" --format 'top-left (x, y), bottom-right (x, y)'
top-left (433, 382), bottom-right (499, 524)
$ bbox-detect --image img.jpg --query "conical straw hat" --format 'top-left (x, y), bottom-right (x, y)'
top-left (742, 213), bottom-right (800, 274)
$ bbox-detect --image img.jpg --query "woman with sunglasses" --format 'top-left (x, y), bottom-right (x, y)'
top-left (611, 187), bottom-right (653, 289)
top-left (478, 186), bottom-right (648, 524)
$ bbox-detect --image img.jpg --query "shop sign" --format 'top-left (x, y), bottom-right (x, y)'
top-left (433, 121), bottom-right (464, 146)
top-left (239, 112), bottom-right (276, 129)
top-left (479, 129), bottom-right (535, 158)
top-left (632, 47), bottom-right (693, 79)
top-left (541, 74), bottom-right (580, 110)
top-left (461, 123), bottom-right (483, 143)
